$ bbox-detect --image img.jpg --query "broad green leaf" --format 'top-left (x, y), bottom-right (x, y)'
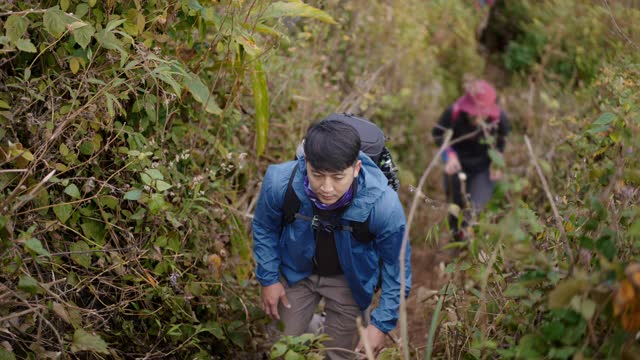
top-left (0, 348), bottom-right (15, 360)
top-left (548, 279), bottom-right (588, 308)
top-left (67, 21), bottom-right (88, 31)
top-left (488, 149), bottom-right (505, 168)
top-left (20, 149), bottom-right (34, 161)
top-left (593, 112), bottom-right (616, 126)
top-left (123, 189), bottom-right (142, 200)
top-left (503, 282), bottom-right (527, 298)
top-left (255, 23), bottom-right (286, 38)
top-left (15, 39), bottom-right (37, 53)
top-left (136, 14), bottom-right (146, 34)
top-left (52, 302), bottom-right (71, 324)
top-left (72, 23), bottom-right (95, 49)
top-left (0, 100), bottom-right (10, 109)
top-left (262, 2), bottom-right (336, 24)
top-left (201, 6), bottom-right (220, 25)
top-left (155, 180), bottom-right (172, 192)
top-left (80, 220), bottom-right (105, 243)
top-left (140, 172), bottom-right (152, 185)
top-left (75, 3), bottom-right (90, 18)
top-left (587, 112), bottom-right (617, 135)
top-left (70, 329), bottom-right (109, 354)
top-left (97, 195), bottom-right (118, 209)
top-left (105, 19), bottom-right (126, 32)
top-left (61, 0), bottom-right (70, 11)
top-left (271, 343), bottom-right (287, 359)
top-left (580, 298), bottom-right (596, 320)
top-left (235, 34), bottom-right (261, 57)
top-left (43, 7), bottom-right (70, 38)
top-left (53, 204), bottom-right (73, 223)
top-left (70, 241), bottom-right (91, 268)
top-left (284, 350), bottom-right (304, 360)
top-left (182, 72), bottom-right (222, 115)
top-left (18, 275), bottom-right (42, 294)
top-left (251, 60), bottom-right (269, 156)
top-left (95, 30), bottom-right (126, 56)
top-left (25, 238), bottom-right (51, 257)
top-left (200, 321), bottom-right (225, 339)
top-left (188, 0), bottom-right (204, 11)
top-left (152, 68), bottom-right (182, 96)
top-left (70, 57), bottom-right (80, 74)
top-left (5, 15), bottom-right (30, 42)
top-left (59, 143), bottom-right (69, 156)
top-left (64, 183), bottom-right (81, 199)
top-left (145, 168), bottom-right (164, 180)
top-left (148, 193), bottom-right (167, 214)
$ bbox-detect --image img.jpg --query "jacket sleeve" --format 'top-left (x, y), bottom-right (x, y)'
top-left (252, 165), bottom-right (286, 287)
top-left (369, 191), bottom-right (412, 334)
top-left (496, 110), bottom-right (511, 152)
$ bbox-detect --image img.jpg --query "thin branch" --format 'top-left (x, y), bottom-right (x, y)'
top-left (524, 135), bottom-right (575, 274)
top-left (355, 316), bottom-right (375, 360)
top-left (399, 130), bottom-right (453, 360)
top-left (602, 0), bottom-right (639, 49)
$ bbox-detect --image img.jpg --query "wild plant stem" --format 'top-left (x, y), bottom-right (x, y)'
top-left (400, 130), bottom-right (453, 359)
top-left (524, 135), bottom-right (575, 274)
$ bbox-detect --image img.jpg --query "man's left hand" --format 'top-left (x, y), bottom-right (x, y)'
top-left (355, 325), bottom-right (386, 357)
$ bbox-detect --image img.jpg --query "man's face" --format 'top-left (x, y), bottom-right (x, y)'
top-left (306, 160), bottom-right (362, 205)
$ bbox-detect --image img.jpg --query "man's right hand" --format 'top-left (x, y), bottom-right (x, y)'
top-left (262, 283), bottom-right (290, 320)
top-left (445, 155), bottom-right (462, 175)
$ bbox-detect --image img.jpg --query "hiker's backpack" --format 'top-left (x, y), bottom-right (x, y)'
top-left (284, 113), bottom-right (399, 244)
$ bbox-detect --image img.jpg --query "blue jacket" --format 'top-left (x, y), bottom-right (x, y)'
top-left (252, 152), bottom-right (412, 333)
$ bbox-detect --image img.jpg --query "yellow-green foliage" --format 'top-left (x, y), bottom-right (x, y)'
top-left (0, 0), bottom-right (336, 358)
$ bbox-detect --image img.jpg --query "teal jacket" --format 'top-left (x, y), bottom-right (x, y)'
top-left (252, 152), bottom-right (412, 333)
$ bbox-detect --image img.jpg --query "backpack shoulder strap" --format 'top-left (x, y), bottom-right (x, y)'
top-left (350, 216), bottom-right (375, 244)
top-left (282, 165), bottom-right (301, 225)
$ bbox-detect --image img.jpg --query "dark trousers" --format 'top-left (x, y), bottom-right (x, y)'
top-left (444, 168), bottom-right (494, 236)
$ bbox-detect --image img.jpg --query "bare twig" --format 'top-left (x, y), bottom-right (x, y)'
top-left (0, 307), bottom-right (42, 323)
top-left (355, 316), bottom-right (375, 360)
top-left (602, 0), bottom-right (639, 49)
top-left (524, 135), bottom-right (575, 273)
top-left (11, 169), bottom-right (56, 213)
top-left (399, 130), bottom-right (453, 359)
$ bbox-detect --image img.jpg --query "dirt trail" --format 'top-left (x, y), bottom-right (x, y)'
top-left (388, 244), bottom-right (450, 354)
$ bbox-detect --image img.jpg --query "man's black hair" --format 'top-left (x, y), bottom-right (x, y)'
top-left (304, 119), bottom-right (361, 172)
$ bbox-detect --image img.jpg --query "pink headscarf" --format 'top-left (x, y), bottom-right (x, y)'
top-left (452, 80), bottom-right (500, 122)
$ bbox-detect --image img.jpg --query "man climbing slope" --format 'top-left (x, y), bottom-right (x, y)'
top-left (253, 117), bottom-right (411, 358)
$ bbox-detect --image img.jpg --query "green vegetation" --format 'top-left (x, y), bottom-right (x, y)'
top-left (1, 0), bottom-right (639, 358)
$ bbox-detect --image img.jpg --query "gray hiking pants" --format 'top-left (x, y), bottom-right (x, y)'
top-left (444, 168), bottom-right (494, 234)
top-left (274, 274), bottom-right (361, 360)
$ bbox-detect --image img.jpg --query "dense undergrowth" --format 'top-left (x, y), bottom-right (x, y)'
top-left (1, 0), bottom-right (639, 359)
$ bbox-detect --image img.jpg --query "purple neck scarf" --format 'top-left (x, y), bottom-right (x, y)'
top-left (303, 175), bottom-right (355, 211)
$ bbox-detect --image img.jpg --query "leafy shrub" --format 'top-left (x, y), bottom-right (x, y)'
top-left (435, 52), bottom-right (640, 359)
top-left (0, 0), bottom-right (334, 358)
